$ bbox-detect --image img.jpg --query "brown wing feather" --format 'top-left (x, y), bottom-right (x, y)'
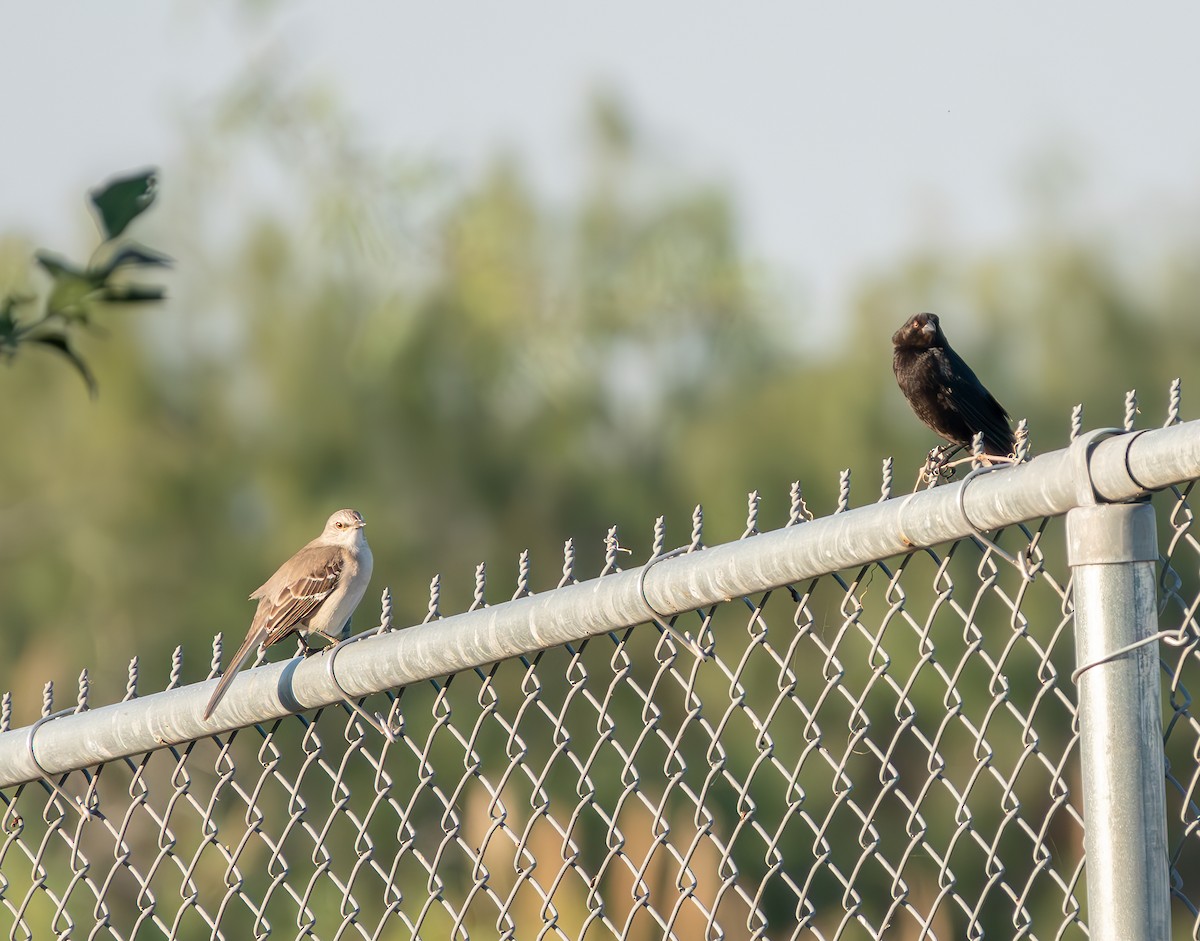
top-left (258, 553), bottom-right (344, 646)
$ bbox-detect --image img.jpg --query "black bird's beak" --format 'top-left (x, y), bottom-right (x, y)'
top-left (921, 321), bottom-right (936, 337)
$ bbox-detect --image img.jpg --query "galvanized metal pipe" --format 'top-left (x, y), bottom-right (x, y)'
top-left (1068, 502), bottom-right (1169, 940)
top-left (0, 421), bottom-right (1197, 789)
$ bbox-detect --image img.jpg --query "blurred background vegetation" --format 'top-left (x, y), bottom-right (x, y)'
top-left (2, 52), bottom-right (1199, 938)
top-left (3, 63), bottom-right (1195, 710)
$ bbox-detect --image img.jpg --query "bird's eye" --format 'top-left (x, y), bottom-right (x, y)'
top-left (336, 521), bottom-right (346, 529)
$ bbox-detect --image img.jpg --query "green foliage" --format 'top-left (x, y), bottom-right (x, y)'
top-left (2, 72), bottom-right (1197, 938)
top-left (0, 168), bottom-right (168, 395)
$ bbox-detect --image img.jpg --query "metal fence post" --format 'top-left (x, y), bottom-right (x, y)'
top-left (1068, 500), bottom-right (1169, 940)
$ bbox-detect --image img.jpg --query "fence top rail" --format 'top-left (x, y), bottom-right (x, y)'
top-left (1, 420), bottom-right (1196, 790)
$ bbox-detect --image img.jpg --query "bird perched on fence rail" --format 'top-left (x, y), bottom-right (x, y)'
top-left (892, 312), bottom-right (1015, 486)
top-left (202, 508), bottom-right (373, 721)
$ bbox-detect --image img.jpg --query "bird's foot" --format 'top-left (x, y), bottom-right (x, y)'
top-left (941, 451), bottom-right (1021, 473)
top-left (309, 630), bottom-right (346, 657)
top-left (913, 445), bottom-right (962, 491)
top-left (296, 630), bottom-right (344, 658)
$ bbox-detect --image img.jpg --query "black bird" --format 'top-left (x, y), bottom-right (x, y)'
top-left (892, 312), bottom-right (1014, 458)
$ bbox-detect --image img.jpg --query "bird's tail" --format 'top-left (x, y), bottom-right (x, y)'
top-left (202, 625), bottom-right (269, 721)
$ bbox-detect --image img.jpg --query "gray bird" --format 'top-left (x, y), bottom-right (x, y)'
top-left (203, 508), bottom-right (373, 721)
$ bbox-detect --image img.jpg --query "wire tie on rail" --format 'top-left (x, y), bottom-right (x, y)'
top-left (636, 546), bottom-right (708, 659)
top-left (26, 708), bottom-right (95, 820)
top-left (324, 619), bottom-right (400, 743)
top-left (955, 465), bottom-right (1035, 581)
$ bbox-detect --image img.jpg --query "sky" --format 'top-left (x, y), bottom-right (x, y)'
top-left (3, 1), bottom-right (1200, 322)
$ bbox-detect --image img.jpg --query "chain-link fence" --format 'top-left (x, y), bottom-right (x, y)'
top-left (2, 405), bottom-right (1199, 939)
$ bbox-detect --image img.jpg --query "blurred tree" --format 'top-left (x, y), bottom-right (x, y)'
top-left (2, 57), bottom-right (1198, 939)
top-left (0, 76), bottom-right (781, 707)
top-left (2, 62), bottom-right (1195, 707)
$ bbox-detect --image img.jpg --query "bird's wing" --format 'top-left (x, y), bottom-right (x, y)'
top-left (257, 546), bottom-right (346, 647)
top-left (203, 546), bottom-right (346, 722)
top-left (940, 348), bottom-right (1013, 453)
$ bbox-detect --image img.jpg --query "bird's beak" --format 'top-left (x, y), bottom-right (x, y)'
top-left (356, 519), bottom-right (366, 529)
top-left (921, 321), bottom-right (936, 337)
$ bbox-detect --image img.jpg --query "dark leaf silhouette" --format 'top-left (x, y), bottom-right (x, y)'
top-left (89, 168), bottom-right (158, 240)
top-left (99, 244), bottom-right (174, 276)
top-left (28, 331), bottom-right (97, 397)
top-left (101, 283), bottom-right (168, 304)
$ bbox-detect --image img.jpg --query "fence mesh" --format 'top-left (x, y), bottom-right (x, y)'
top-left (2, 451), bottom-right (1200, 939)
